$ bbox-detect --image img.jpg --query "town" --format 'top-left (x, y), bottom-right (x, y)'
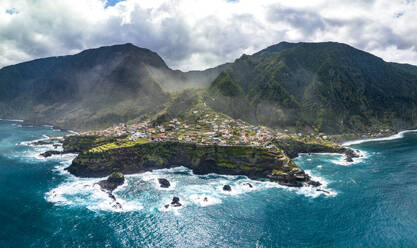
top-left (79, 105), bottom-right (289, 150)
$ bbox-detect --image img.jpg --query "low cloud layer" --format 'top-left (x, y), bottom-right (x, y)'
top-left (1, 0), bottom-right (417, 71)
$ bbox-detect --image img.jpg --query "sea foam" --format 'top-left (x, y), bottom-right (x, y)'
top-left (46, 175), bottom-right (144, 213)
top-left (342, 129), bottom-right (417, 146)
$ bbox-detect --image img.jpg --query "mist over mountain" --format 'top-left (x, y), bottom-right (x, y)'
top-left (0, 43), bottom-right (222, 130)
top-left (1, 41), bottom-right (417, 132)
top-left (207, 42), bottom-right (417, 133)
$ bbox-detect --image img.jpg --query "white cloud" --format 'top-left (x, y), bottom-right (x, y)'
top-left (0, 0), bottom-right (416, 71)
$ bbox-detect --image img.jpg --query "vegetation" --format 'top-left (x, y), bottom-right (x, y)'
top-left (207, 42), bottom-right (417, 133)
top-left (0, 44), bottom-right (222, 131)
top-left (89, 138), bottom-right (148, 153)
top-left (3, 41), bottom-right (417, 134)
top-left (108, 172), bottom-right (124, 180)
top-left (66, 138), bottom-right (299, 178)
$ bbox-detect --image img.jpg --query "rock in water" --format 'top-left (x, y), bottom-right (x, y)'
top-left (308, 180), bottom-right (321, 187)
top-left (223, 185), bottom-right (232, 191)
top-left (112, 202), bottom-right (123, 209)
top-left (345, 148), bottom-right (359, 162)
top-left (40, 150), bottom-right (62, 158)
top-left (346, 156), bottom-right (354, 162)
top-left (171, 197), bottom-right (182, 207)
top-left (244, 183), bottom-right (253, 188)
top-left (316, 189), bottom-right (330, 194)
top-left (158, 178), bottom-right (171, 188)
top-left (98, 172), bottom-right (125, 192)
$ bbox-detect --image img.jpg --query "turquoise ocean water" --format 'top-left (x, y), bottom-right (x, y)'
top-left (0, 120), bottom-right (416, 247)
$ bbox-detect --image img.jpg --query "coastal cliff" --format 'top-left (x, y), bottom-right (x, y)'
top-left (64, 137), bottom-right (322, 187)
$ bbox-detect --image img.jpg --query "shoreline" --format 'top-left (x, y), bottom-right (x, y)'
top-left (0, 118), bottom-right (24, 122)
top-left (0, 118), bottom-right (79, 135)
top-left (4, 118), bottom-right (415, 148)
top-left (341, 129), bottom-right (417, 146)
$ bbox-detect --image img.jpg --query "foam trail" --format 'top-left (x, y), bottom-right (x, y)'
top-left (46, 177), bottom-right (143, 212)
top-left (343, 129), bottom-right (417, 146)
top-left (189, 194), bottom-right (222, 207)
top-left (0, 119), bottom-right (24, 122)
top-left (47, 164), bottom-right (337, 213)
top-left (18, 135), bottom-right (50, 146)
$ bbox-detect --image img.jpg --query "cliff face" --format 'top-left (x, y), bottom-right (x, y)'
top-left (274, 138), bottom-right (346, 158)
top-left (65, 140), bottom-right (316, 187)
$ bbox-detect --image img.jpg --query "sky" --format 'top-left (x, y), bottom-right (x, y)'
top-left (0, 0), bottom-right (417, 71)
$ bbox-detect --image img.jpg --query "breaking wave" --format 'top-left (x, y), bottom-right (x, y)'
top-left (342, 129), bottom-right (417, 146)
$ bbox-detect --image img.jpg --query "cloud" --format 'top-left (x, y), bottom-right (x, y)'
top-left (0, 0), bottom-right (416, 71)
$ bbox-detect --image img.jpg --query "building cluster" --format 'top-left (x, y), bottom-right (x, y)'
top-left (80, 107), bottom-right (289, 149)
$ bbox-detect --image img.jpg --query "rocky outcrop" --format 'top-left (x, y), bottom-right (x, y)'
top-left (94, 172), bottom-right (125, 210)
top-left (275, 138), bottom-right (360, 164)
top-left (223, 185), bottom-right (232, 191)
top-left (267, 170), bottom-right (321, 187)
top-left (244, 183), bottom-right (253, 188)
top-left (274, 138), bottom-right (346, 159)
top-left (344, 149), bottom-right (360, 162)
top-left (165, 196), bottom-right (182, 208)
top-left (158, 178), bottom-right (170, 188)
top-left (40, 150), bottom-right (63, 158)
top-left (97, 172), bottom-right (125, 192)
top-left (65, 140), bottom-right (320, 187)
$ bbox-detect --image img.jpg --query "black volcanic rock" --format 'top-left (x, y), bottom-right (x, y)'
top-left (316, 189), bottom-right (330, 194)
top-left (165, 196), bottom-right (182, 208)
top-left (171, 197), bottom-right (181, 206)
top-left (308, 180), bottom-right (321, 187)
top-left (158, 178), bottom-right (171, 188)
top-left (223, 185), bottom-right (232, 191)
top-left (267, 170), bottom-right (320, 187)
top-left (32, 140), bottom-right (55, 146)
top-left (40, 150), bottom-right (62, 158)
top-left (97, 172), bottom-right (125, 192)
top-left (244, 183), bottom-right (253, 188)
top-left (345, 149), bottom-right (359, 163)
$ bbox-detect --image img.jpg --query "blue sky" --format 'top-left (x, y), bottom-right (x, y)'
top-left (0, 0), bottom-right (416, 71)
top-left (105, 0), bottom-right (125, 8)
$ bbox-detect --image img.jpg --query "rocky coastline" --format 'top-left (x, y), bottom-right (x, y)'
top-left (95, 172), bottom-right (125, 209)
top-left (59, 136), bottom-right (350, 188)
top-left (274, 138), bottom-right (360, 162)
top-left (35, 134), bottom-right (362, 191)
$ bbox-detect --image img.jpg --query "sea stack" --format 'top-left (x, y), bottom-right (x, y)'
top-left (158, 178), bottom-right (171, 188)
top-left (98, 172), bottom-right (125, 192)
top-left (223, 185), bottom-right (232, 191)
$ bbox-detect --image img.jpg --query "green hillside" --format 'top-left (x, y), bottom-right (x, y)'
top-left (0, 44), bottom-right (221, 130)
top-left (207, 42), bottom-right (417, 133)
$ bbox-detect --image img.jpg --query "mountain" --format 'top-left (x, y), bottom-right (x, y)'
top-left (390, 62), bottom-right (417, 76)
top-left (0, 43), bottom-right (221, 130)
top-left (207, 42), bottom-right (417, 133)
top-left (3, 41), bottom-right (417, 133)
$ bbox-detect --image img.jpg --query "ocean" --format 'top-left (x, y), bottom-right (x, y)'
top-left (0, 120), bottom-right (416, 247)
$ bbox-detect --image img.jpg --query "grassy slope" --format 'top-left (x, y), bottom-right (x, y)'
top-left (207, 42), bottom-right (417, 133)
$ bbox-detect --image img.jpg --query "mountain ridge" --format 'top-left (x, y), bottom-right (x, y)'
top-left (207, 41), bottom-right (417, 133)
top-left (2, 41), bottom-right (417, 133)
top-left (0, 43), bottom-right (225, 130)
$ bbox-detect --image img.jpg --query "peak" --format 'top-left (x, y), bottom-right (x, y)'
top-left (82, 43), bottom-right (152, 54)
top-left (268, 41), bottom-right (349, 49)
top-left (254, 41), bottom-right (361, 57)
